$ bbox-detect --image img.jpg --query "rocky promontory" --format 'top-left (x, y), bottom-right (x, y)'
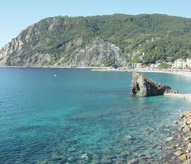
top-left (130, 72), bottom-right (179, 97)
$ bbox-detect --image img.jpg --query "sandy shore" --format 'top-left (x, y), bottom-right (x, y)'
top-left (164, 93), bottom-right (191, 102)
top-left (91, 67), bottom-right (191, 78)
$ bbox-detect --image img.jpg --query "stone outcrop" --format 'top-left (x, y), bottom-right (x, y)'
top-left (57, 39), bottom-right (125, 67)
top-left (130, 72), bottom-right (179, 97)
top-left (0, 17), bottom-right (126, 67)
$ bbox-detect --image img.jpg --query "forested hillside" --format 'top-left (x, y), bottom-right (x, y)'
top-left (1, 14), bottom-right (191, 67)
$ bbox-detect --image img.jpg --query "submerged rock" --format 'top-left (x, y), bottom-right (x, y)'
top-left (130, 72), bottom-right (179, 97)
top-left (81, 154), bottom-right (89, 161)
top-left (166, 137), bottom-right (174, 142)
top-left (179, 154), bottom-right (187, 160)
top-left (124, 135), bottom-right (133, 140)
top-left (174, 150), bottom-right (184, 156)
top-left (168, 145), bottom-right (176, 150)
top-left (183, 160), bottom-right (191, 164)
top-left (169, 111), bottom-right (191, 163)
top-left (128, 158), bottom-right (139, 164)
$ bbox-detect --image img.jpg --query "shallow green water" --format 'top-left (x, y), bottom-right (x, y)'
top-left (0, 68), bottom-right (190, 164)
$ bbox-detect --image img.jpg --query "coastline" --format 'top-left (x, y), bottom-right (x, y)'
top-left (164, 94), bottom-right (191, 102)
top-left (1, 66), bottom-right (191, 80)
top-left (1, 65), bottom-right (191, 78)
top-left (167, 111), bottom-right (191, 164)
top-left (91, 67), bottom-right (191, 77)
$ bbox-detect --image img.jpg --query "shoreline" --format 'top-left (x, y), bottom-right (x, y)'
top-left (1, 66), bottom-right (191, 81)
top-left (167, 111), bottom-right (191, 164)
top-left (1, 66), bottom-right (191, 77)
top-left (164, 93), bottom-right (191, 102)
top-left (91, 67), bottom-right (191, 77)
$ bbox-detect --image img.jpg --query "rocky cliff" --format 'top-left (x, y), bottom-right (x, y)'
top-left (0, 16), bottom-right (127, 67)
top-left (1, 14), bottom-right (191, 67)
top-left (131, 72), bottom-right (179, 97)
top-left (57, 39), bottom-right (126, 67)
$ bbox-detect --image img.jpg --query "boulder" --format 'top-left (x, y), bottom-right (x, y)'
top-left (130, 72), bottom-right (179, 97)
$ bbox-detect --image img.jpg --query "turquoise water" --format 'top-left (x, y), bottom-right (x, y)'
top-left (0, 68), bottom-right (191, 164)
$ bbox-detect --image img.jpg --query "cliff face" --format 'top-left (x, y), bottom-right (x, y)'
top-left (0, 16), bottom-right (126, 67)
top-left (0, 37), bottom-right (124, 67)
top-left (0, 37), bottom-right (23, 66)
top-left (1, 14), bottom-right (191, 67)
top-left (57, 39), bottom-right (125, 67)
top-left (0, 17), bottom-right (69, 66)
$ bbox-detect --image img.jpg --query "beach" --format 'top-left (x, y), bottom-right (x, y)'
top-left (165, 93), bottom-right (191, 102)
top-left (91, 67), bottom-right (191, 78)
top-left (2, 65), bottom-right (191, 78)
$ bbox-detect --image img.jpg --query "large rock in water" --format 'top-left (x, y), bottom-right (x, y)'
top-left (130, 72), bottom-right (179, 97)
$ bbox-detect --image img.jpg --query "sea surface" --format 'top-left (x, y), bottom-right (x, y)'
top-left (0, 68), bottom-right (191, 164)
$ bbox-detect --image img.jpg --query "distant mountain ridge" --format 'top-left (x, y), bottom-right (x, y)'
top-left (1, 14), bottom-right (191, 67)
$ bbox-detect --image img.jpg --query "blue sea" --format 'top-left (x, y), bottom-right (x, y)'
top-left (0, 68), bottom-right (191, 164)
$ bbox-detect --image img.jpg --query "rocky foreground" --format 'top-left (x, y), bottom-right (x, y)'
top-left (168, 111), bottom-right (191, 164)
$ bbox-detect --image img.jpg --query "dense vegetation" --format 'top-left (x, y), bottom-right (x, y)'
top-left (5, 14), bottom-right (191, 66)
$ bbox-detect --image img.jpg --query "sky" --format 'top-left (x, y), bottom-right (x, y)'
top-left (0, 0), bottom-right (191, 48)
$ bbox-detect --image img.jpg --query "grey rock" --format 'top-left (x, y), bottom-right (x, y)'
top-left (184, 137), bottom-right (191, 143)
top-left (174, 150), bottom-right (184, 156)
top-left (81, 154), bottom-right (89, 161)
top-left (59, 39), bottom-right (125, 67)
top-left (179, 154), bottom-right (187, 160)
top-left (130, 72), bottom-right (179, 97)
top-left (166, 137), bottom-right (174, 141)
top-left (188, 143), bottom-right (191, 151)
top-left (128, 159), bottom-right (139, 164)
top-left (183, 160), bottom-right (191, 164)
top-left (168, 145), bottom-right (176, 150)
top-left (181, 114), bottom-right (185, 119)
top-left (186, 153), bottom-right (191, 159)
top-left (183, 126), bottom-right (190, 133)
top-left (124, 135), bottom-right (133, 140)
top-left (174, 121), bottom-right (179, 125)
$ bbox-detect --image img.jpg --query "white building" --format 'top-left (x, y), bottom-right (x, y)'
top-left (127, 63), bottom-right (142, 69)
top-left (150, 63), bottom-right (160, 68)
top-left (186, 58), bottom-right (191, 68)
top-left (173, 58), bottom-right (186, 68)
top-left (167, 62), bottom-right (173, 65)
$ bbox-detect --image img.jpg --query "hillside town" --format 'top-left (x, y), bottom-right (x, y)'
top-left (127, 58), bottom-right (191, 70)
top-left (92, 58), bottom-right (191, 73)
top-left (173, 58), bottom-right (191, 68)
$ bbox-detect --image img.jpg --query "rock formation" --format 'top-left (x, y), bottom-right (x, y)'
top-left (57, 39), bottom-right (126, 67)
top-left (0, 16), bottom-right (127, 67)
top-left (130, 72), bottom-right (179, 97)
